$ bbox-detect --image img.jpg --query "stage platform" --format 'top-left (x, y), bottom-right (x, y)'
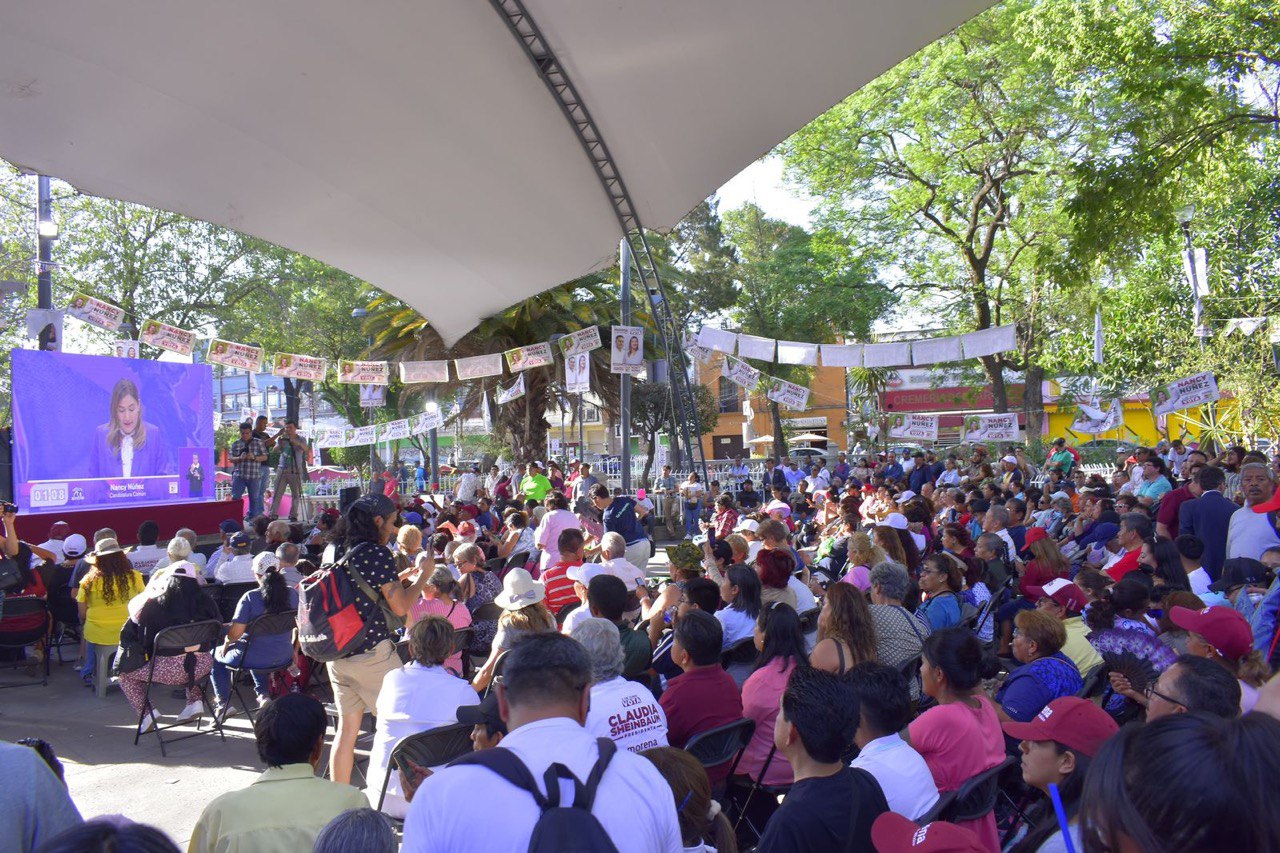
top-left (12, 499), bottom-right (243, 547)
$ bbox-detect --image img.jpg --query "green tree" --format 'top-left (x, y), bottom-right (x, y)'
top-left (720, 203), bottom-right (887, 455)
top-left (364, 272), bottom-right (631, 462)
top-left (780, 0), bottom-right (1120, 432)
top-left (630, 380), bottom-right (718, 487)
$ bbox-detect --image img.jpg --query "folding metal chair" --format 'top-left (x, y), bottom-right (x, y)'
top-left (132, 619), bottom-right (225, 756)
top-left (0, 597), bottom-right (51, 688)
top-left (218, 610), bottom-right (298, 722)
top-left (728, 742), bottom-right (792, 844)
top-left (376, 722), bottom-right (474, 812)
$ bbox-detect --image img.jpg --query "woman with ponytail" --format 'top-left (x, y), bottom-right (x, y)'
top-left (210, 551), bottom-right (299, 718)
top-left (641, 747), bottom-right (738, 852)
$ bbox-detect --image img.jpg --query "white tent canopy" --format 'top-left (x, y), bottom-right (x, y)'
top-left (0, 1), bottom-right (992, 344)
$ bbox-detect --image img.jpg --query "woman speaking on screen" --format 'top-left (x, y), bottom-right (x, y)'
top-left (89, 378), bottom-right (172, 478)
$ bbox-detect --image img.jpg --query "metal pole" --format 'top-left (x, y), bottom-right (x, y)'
top-left (578, 394), bottom-right (585, 457)
top-left (619, 238), bottom-right (632, 492)
top-left (36, 175), bottom-right (52, 310)
top-left (1182, 220), bottom-right (1216, 444)
top-left (428, 391), bottom-right (440, 489)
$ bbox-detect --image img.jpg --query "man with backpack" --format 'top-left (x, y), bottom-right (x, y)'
top-left (401, 632), bottom-right (680, 853)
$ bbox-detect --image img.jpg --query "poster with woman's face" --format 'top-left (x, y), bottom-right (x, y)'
top-left (10, 350), bottom-right (215, 512)
top-left (567, 352), bottom-right (591, 393)
top-left (610, 325), bottom-right (645, 374)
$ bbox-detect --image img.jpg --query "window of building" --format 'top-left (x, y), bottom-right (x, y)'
top-left (717, 376), bottom-right (739, 414)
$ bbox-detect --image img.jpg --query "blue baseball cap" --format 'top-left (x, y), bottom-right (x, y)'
top-left (219, 519), bottom-right (242, 534)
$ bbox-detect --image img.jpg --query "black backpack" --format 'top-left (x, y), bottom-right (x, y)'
top-left (449, 738), bottom-right (620, 853)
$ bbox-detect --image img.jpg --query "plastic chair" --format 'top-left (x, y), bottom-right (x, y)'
top-left (376, 722), bottom-right (474, 812)
top-left (217, 610), bottom-right (298, 722)
top-left (683, 718), bottom-right (755, 779)
top-left (0, 597), bottom-right (51, 688)
top-left (721, 637), bottom-right (757, 689)
top-left (215, 582), bottom-right (258, 622)
top-left (471, 602), bottom-right (503, 623)
top-left (440, 626), bottom-right (476, 679)
top-left (940, 756), bottom-right (1018, 823)
top-left (132, 619), bottom-right (225, 756)
top-left (1076, 663), bottom-right (1107, 699)
top-left (555, 602), bottom-right (580, 627)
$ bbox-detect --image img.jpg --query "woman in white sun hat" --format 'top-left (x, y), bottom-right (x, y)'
top-left (472, 568), bottom-right (555, 692)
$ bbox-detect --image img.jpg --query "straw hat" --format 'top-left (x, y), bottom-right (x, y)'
top-left (494, 567), bottom-right (546, 610)
top-left (85, 538), bottom-right (126, 563)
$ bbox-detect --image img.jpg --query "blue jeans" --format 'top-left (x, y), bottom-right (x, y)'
top-left (683, 502), bottom-right (701, 538)
top-left (80, 641), bottom-right (109, 681)
top-left (255, 472), bottom-right (271, 518)
top-left (231, 474), bottom-right (263, 520)
top-left (212, 643), bottom-right (275, 705)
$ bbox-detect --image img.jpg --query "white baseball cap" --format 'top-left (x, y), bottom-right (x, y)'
top-left (884, 513), bottom-right (909, 530)
top-left (734, 518), bottom-right (760, 534)
top-left (896, 490), bottom-right (917, 504)
top-left (567, 563), bottom-right (606, 584)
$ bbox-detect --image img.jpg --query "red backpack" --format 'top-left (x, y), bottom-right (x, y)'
top-left (297, 544), bottom-right (397, 661)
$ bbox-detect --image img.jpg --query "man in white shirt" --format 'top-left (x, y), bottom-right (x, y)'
top-left (981, 504), bottom-right (1017, 561)
top-left (727, 456), bottom-right (750, 490)
top-left (205, 521), bottom-right (245, 580)
top-left (215, 531), bottom-right (257, 584)
top-left (128, 520), bottom-right (169, 576)
top-left (847, 662), bottom-right (939, 821)
top-left (454, 465), bottom-right (481, 504)
top-left (572, 618), bottom-right (669, 753)
top-left (1226, 463), bottom-right (1280, 560)
top-left (561, 563), bottom-right (606, 636)
top-left (37, 520), bottom-right (71, 564)
top-left (402, 633), bottom-right (681, 853)
top-left (597, 532), bottom-right (645, 588)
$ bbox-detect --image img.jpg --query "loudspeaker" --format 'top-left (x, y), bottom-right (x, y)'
top-left (0, 428), bottom-right (11, 503)
top-left (339, 486), bottom-right (361, 513)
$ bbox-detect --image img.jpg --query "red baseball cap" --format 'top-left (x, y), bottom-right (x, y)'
top-left (1169, 605), bottom-right (1254, 660)
top-left (871, 813), bottom-right (985, 852)
top-left (1027, 577), bottom-right (1089, 614)
top-left (1024, 526), bottom-right (1048, 547)
top-left (1001, 696), bottom-right (1119, 758)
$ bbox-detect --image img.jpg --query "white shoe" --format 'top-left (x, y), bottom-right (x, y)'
top-left (140, 709), bottom-right (162, 733)
top-left (214, 702), bottom-right (238, 720)
top-left (175, 700), bottom-right (204, 723)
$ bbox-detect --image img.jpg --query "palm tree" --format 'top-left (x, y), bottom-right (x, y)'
top-left (846, 365), bottom-right (893, 450)
top-left (362, 272), bottom-right (641, 461)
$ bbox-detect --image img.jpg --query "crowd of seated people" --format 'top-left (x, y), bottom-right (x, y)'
top-left (6, 443), bottom-right (1280, 852)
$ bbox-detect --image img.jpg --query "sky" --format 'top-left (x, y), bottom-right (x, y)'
top-left (713, 155), bottom-right (814, 229)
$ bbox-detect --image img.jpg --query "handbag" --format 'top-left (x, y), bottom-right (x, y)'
top-left (0, 555), bottom-right (22, 592)
top-left (113, 618), bottom-right (148, 674)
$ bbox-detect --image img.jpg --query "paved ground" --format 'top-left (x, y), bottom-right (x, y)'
top-left (0, 657), bottom-right (264, 848)
top-left (0, 544), bottom-right (679, 847)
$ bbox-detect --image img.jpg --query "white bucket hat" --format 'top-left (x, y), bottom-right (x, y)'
top-left (494, 567), bottom-right (546, 610)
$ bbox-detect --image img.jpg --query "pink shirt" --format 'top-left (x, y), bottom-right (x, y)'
top-left (738, 658), bottom-right (797, 786)
top-left (908, 696), bottom-right (1004, 851)
top-left (408, 596), bottom-right (472, 675)
top-left (840, 565), bottom-right (871, 592)
top-left (535, 509), bottom-right (582, 572)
